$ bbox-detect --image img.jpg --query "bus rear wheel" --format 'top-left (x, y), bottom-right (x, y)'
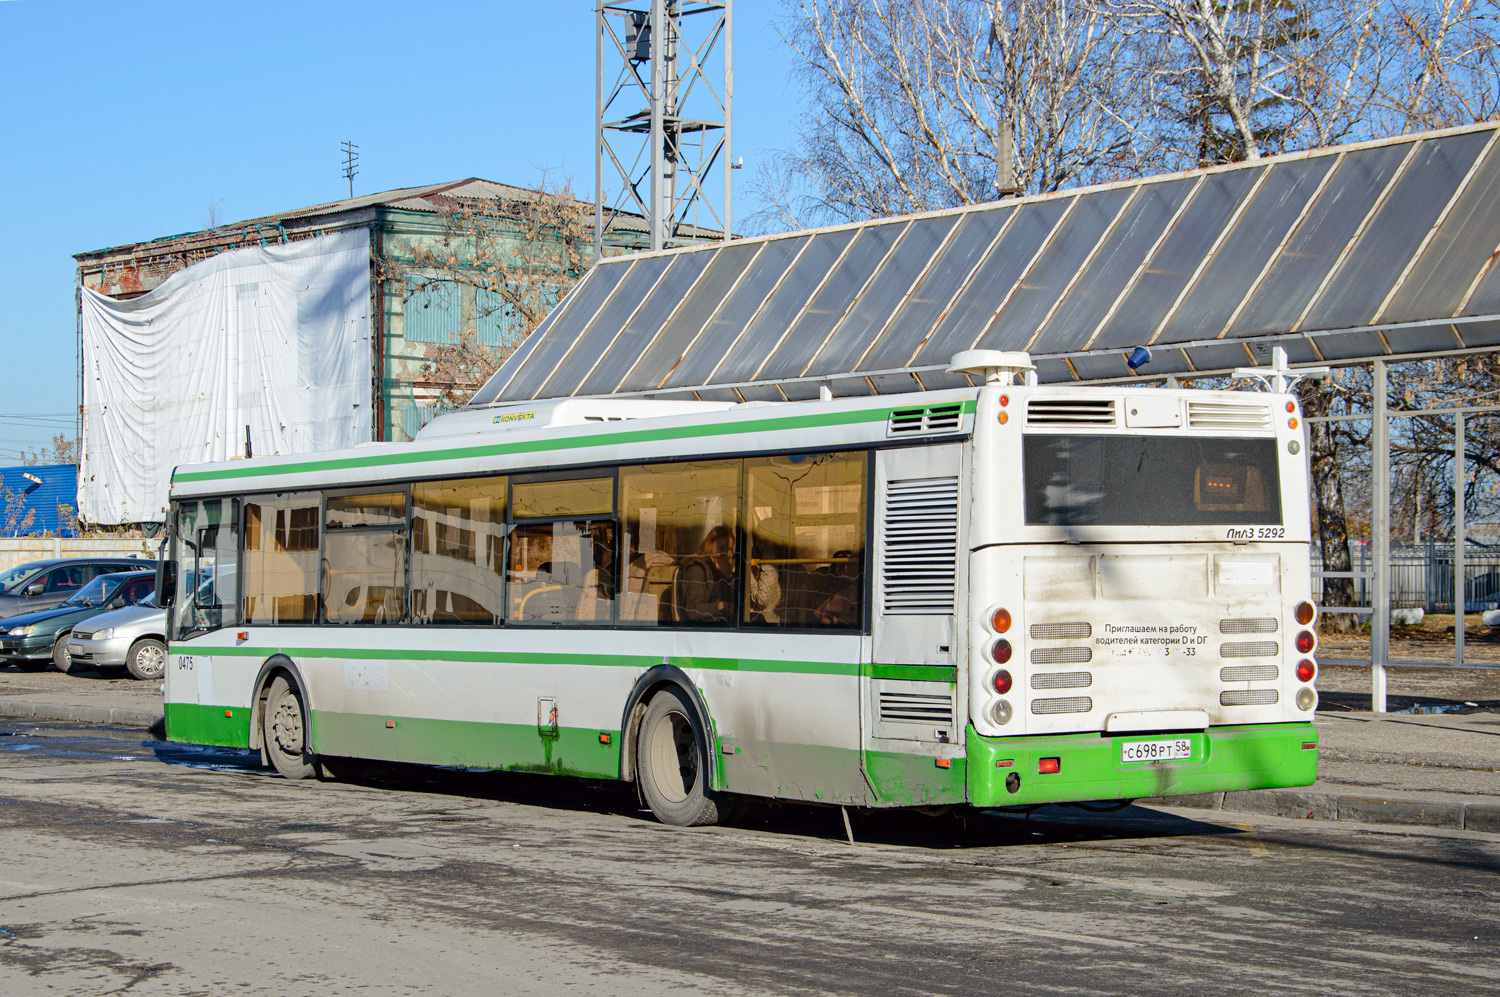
top-left (262, 675), bottom-right (316, 780)
top-left (636, 687), bottom-right (720, 827)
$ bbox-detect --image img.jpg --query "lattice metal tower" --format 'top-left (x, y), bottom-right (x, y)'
top-left (596, 1), bottom-right (732, 256)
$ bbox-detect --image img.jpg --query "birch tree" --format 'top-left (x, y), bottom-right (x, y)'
top-left (756, 0), bottom-right (1161, 227)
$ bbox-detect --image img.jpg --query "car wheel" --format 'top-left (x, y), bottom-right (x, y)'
top-left (126, 638), bottom-right (167, 681)
top-left (262, 675), bottom-right (316, 780)
top-left (636, 686), bottom-right (721, 827)
top-left (51, 636), bottom-right (72, 674)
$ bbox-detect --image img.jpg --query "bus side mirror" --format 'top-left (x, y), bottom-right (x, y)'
top-left (157, 561), bottom-right (178, 609)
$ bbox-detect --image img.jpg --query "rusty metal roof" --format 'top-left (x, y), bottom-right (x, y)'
top-left (471, 121), bottom-right (1500, 405)
top-left (76, 178), bottom-right (720, 260)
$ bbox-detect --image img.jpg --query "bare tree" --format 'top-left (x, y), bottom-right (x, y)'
top-left (20, 433), bottom-right (80, 467)
top-left (756, 0), bottom-right (1161, 227)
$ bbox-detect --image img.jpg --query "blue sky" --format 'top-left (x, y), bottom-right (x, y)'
top-left (0, 0), bottom-right (798, 460)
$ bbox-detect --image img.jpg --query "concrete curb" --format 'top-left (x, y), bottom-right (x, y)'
top-left (1144, 788), bottom-right (1499, 832)
top-left (0, 699), bottom-right (162, 730)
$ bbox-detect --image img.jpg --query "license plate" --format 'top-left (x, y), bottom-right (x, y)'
top-left (67, 644), bottom-right (84, 654)
top-left (1121, 738), bottom-right (1192, 763)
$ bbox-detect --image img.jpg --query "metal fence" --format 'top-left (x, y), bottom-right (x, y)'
top-left (1312, 541), bottom-right (1500, 612)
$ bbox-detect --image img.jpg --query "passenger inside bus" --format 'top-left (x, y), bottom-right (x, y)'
top-left (815, 550), bottom-right (862, 627)
top-left (676, 525), bottom-right (737, 625)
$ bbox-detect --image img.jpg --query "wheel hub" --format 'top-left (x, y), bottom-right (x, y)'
top-left (271, 697), bottom-right (304, 755)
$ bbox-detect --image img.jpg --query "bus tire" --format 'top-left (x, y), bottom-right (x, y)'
top-left (637, 686), bottom-right (720, 827)
top-left (263, 675), bottom-right (316, 780)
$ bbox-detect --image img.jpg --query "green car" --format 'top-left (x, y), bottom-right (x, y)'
top-left (0, 571), bottom-right (156, 672)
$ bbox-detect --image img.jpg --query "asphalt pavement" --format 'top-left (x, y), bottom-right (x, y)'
top-left (0, 663), bottom-right (1495, 833)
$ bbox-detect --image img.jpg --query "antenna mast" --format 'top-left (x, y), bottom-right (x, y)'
top-left (595, 1), bottom-right (732, 258)
top-left (341, 140), bottom-right (360, 198)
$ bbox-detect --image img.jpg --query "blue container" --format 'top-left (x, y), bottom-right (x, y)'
top-left (0, 464), bottom-right (79, 536)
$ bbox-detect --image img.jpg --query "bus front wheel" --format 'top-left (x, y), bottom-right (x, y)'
top-left (263, 675), bottom-right (316, 780)
top-left (637, 687), bottom-right (720, 827)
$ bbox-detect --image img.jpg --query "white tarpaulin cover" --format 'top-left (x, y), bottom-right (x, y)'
top-left (80, 228), bottom-right (372, 524)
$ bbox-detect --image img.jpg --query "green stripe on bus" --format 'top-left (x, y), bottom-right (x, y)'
top-left (173, 406), bottom-right (902, 484)
top-left (165, 702), bottom-right (251, 749)
top-left (172, 400), bottom-right (978, 485)
top-left (864, 662), bottom-right (957, 683)
top-left (312, 711), bottom-right (622, 780)
top-left (168, 644), bottom-right (859, 676)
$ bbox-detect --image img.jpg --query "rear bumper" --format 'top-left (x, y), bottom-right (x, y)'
top-left (966, 721), bottom-right (1317, 808)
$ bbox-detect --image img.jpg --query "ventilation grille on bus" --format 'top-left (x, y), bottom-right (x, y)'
top-left (1031, 671), bottom-right (1093, 690)
top-left (1221, 665), bottom-right (1280, 682)
top-left (1221, 641), bottom-right (1280, 658)
top-left (1026, 399), bottom-right (1116, 427)
top-left (1032, 696), bottom-right (1094, 715)
top-left (1030, 646), bottom-right (1093, 665)
top-left (1221, 689), bottom-right (1279, 706)
top-left (888, 403), bottom-right (964, 437)
top-left (1188, 401), bottom-right (1272, 431)
top-left (878, 691), bottom-right (954, 724)
top-left (1220, 617), bottom-right (1278, 634)
top-left (881, 477), bottom-right (959, 614)
top-left (1030, 622), bottom-right (1092, 640)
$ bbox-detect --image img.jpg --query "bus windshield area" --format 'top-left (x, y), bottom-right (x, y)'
top-left (1023, 435), bottom-right (1282, 527)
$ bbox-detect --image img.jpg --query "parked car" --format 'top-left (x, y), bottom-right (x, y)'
top-left (0, 557), bottom-right (157, 618)
top-left (67, 597), bottom-right (167, 680)
top-left (0, 571), bottom-right (156, 672)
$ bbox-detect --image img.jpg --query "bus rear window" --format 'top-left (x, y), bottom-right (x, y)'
top-left (1023, 435), bottom-right (1281, 526)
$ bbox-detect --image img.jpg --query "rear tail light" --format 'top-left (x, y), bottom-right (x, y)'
top-left (990, 700), bottom-right (1013, 725)
top-left (1294, 601), bottom-right (1316, 625)
top-left (992, 669), bottom-right (1013, 695)
top-left (991, 639), bottom-right (1013, 665)
top-left (1296, 687), bottom-right (1318, 711)
top-left (1296, 659), bottom-right (1316, 683)
top-left (1295, 630), bottom-right (1316, 654)
top-left (1038, 757), bottom-right (1060, 774)
top-left (991, 607), bottom-right (1012, 633)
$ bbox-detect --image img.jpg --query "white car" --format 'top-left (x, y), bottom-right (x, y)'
top-left (67, 599), bottom-right (167, 680)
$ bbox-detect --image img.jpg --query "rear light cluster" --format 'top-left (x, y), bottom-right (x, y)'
top-left (987, 605), bottom-right (1015, 726)
top-left (1293, 600), bottom-right (1318, 712)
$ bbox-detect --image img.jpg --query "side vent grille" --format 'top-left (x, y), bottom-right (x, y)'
top-left (1030, 622), bottom-right (1092, 640)
top-left (1188, 401), bottom-right (1272, 431)
top-left (1221, 665), bottom-right (1279, 682)
top-left (878, 691), bottom-right (954, 724)
top-left (1026, 398), bottom-right (1116, 427)
top-left (1221, 641), bottom-right (1280, 658)
top-left (1221, 689), bottom-right (1279, 706)
top-left (1032, 696), bottom-right (1094, 715)
top-left (1031, 671), bottom-right (1093, 690)
top-left (1220, 617), bottom-right (1278, 634)
top-left (888, 403), bottom-right (964, 436)
top-left (1030, 646), bottom-right (1093, 665)
top-left (881, 477), bottom-right (959, 614)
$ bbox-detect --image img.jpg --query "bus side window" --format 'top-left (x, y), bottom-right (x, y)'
top-left (745, 451), bottom-right (867, 631)
top-left (242, 495), bottom-right (320, 625)
top-left (619, 460), bottom-right (740, 628)
top-left (507, 520), bottom-right (615, 624)
top-left (324, 491), bottom-right (409, 626)
top-left (508, 475), bottom-right (617, 626)
top-left (411, 476), bottom-right (507, 625)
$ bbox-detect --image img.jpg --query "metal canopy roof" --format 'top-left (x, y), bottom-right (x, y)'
top-left (471, 122), bottom-right (1500, 406)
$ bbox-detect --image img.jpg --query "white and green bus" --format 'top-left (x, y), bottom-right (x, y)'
top-left (159, 351), bottom-right (1319, 825)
